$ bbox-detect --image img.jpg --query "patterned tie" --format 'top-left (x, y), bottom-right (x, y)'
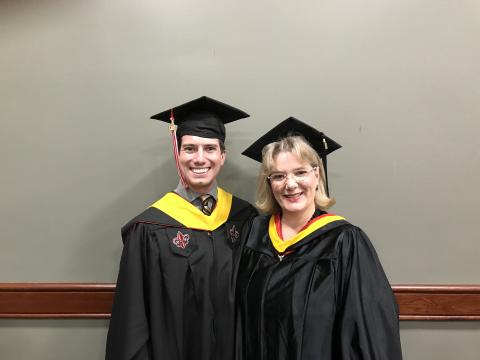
top-left (199, 194), bottom-right (216, 216)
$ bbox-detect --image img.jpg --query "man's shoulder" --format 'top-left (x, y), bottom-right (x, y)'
top-left (121, 195), bottom-right (182, 233)
top-left (230, 194), bottom-right (254, 208)
top-left (228, 193), bottom-right (258, 220)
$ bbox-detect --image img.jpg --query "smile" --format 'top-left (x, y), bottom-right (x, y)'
top-left (191, 167), bottom-right (210, 174)
top-left (283, 192), bottom-right (303, 200)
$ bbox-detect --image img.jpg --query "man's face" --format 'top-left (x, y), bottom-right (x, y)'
top-left (178, 135), bottom-right (226, 193)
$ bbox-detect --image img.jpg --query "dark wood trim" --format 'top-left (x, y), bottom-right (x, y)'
top-left (1, 283), bottom-right (479, 320)
top-left (0, 283), bottom-right (115, 319)
top-left (394, 285), bottom-right (480, 321)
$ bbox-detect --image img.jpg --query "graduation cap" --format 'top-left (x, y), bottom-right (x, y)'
top-left (150, 96), bottom-right (250, 187)
top-left (242, 117), bottom-right (341, 194)
top-left (151, 96), bottom-right (250, 143)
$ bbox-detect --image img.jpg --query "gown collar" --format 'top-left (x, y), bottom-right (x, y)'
top-left (150, 187), bottom-right (232, 231)
top-left (268, 212), bottom-right (346, 253)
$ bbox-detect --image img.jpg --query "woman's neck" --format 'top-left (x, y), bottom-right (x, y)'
top-left (280, 206), bottom-right (316, 240)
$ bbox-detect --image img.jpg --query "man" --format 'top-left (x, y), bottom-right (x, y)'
top-left (106, 96), bottom-right (258, 360)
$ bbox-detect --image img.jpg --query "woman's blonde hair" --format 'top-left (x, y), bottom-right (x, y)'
top-left (255, 135), bottom-right (336, 214)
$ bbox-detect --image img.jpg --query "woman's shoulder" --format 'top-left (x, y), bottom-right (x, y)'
top-left (319, 210), bottom-right (361, 232)
top-left (326, 219), bottom-right (379, 258)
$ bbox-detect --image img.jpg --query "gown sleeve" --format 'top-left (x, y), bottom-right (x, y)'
top-left (335, 226), bottom-right (403, 360)
top-left (105, 223), bottom-right (153, 360)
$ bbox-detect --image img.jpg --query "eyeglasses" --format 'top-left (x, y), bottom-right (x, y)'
top-left (267, 166), bottom-right (318, 184)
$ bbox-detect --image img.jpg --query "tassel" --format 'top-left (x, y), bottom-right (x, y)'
top-left (170, 109), bottom-right (188, 188)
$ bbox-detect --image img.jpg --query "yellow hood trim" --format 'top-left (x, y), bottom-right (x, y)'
top-left (269, 213), bottom-right (346, 253)
top-left (151, 187), bottom-right (232, 231)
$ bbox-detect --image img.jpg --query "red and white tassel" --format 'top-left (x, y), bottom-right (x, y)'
top-left (169, 109), bottom-right (188, 188)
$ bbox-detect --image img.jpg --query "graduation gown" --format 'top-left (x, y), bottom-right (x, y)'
top-left (106, 188), bottom-right (258, 360)
top-left (237, 212), bottom-right (402, 360)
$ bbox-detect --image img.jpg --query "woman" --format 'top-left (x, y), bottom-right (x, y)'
top-left (238, 117), bottom-right (402, 360)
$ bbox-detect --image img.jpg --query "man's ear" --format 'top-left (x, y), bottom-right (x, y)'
top-left (220, 150), bottom-right (226, 165)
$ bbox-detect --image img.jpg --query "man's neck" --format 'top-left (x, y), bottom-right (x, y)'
top-left (174, 181), bottom-right (218, 202)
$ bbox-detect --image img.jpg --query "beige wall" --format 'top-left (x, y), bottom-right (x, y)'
top-left (1, 0), bottom-right (479, 358)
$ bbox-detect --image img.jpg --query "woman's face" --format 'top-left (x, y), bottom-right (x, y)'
top-left (269, 151), bottom-right (319, 216)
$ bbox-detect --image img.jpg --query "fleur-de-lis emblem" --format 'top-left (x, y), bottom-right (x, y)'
top-left (229, 225), bottom-right (239, 242)
top-left (172, 231), bottom-right (190, 249)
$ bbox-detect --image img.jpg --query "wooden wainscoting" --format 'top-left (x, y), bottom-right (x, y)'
top-left (0, 283), bottom-right (479, 320)
top-left (0, 283), bottom-right (114, 319)
top-left (395, 285), bottom-right (480, 320)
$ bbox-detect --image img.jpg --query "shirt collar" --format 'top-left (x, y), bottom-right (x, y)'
top-left (174, 181), bottom-right (218, 202)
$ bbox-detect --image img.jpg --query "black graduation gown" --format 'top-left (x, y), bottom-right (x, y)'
top-left (106, 188), bottom-right (258, 360)
top-left (237, 212), bottom-right (402, 360)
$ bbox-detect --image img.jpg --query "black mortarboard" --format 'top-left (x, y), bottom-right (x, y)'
top-left (150, 96), bottom-right (250, 143)
top-left (242, 117), bottom-right (341, 194)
